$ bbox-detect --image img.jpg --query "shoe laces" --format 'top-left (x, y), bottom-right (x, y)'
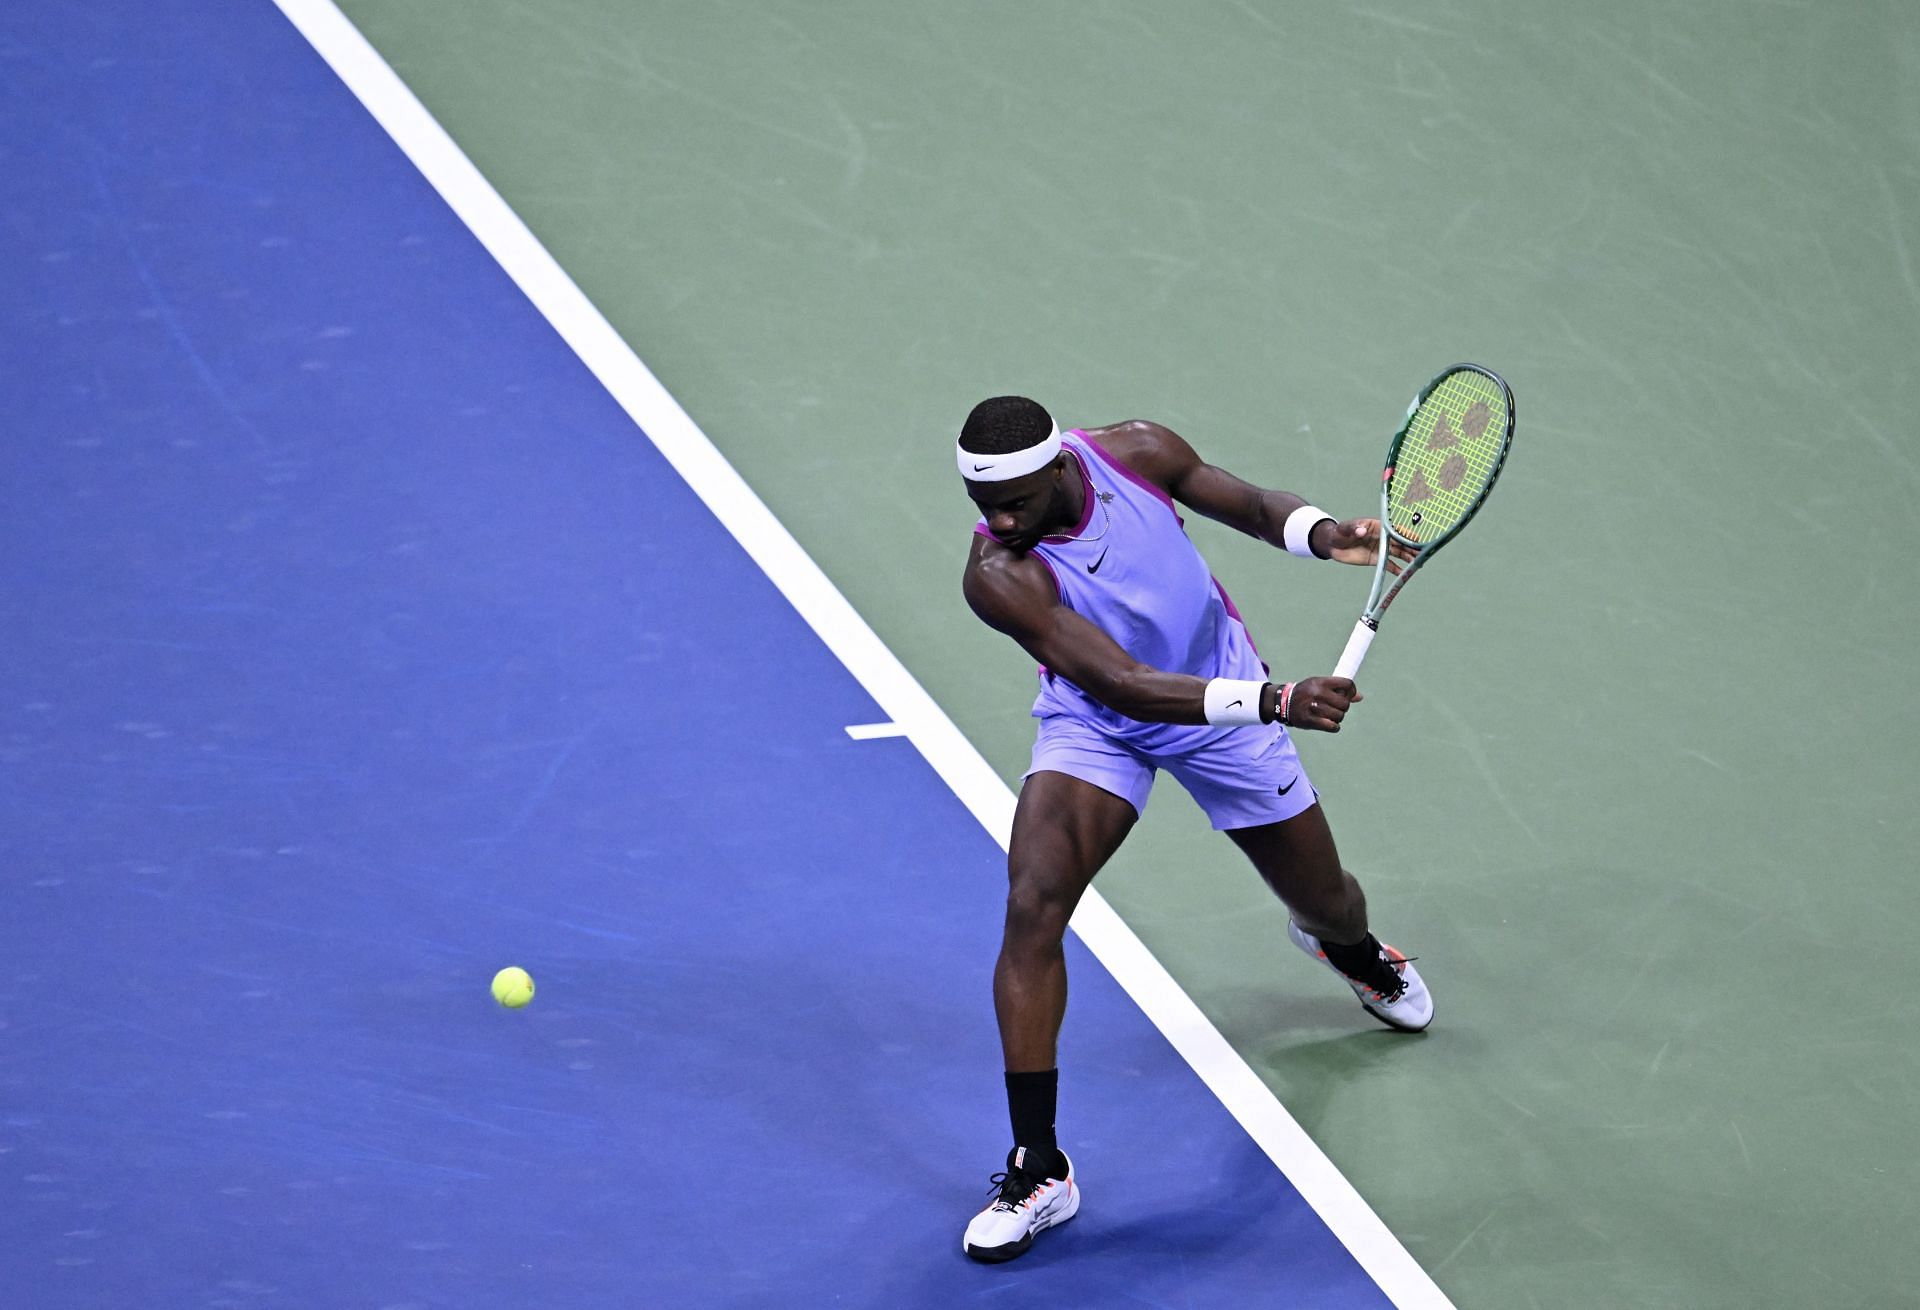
top-left (986, 1166), bottom-right (1044, 1213)
top-left (1355, 952), bottom-right (1416, 1004)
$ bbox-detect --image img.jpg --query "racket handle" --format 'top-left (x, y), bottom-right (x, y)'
top-left (1332, 619), bottom-right (1377, 681)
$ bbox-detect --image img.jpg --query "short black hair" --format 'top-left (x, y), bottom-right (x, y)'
top-left (959, 395), bottom-right (1054, 455)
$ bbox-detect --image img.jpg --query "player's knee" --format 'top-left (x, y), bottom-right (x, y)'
top-left (1003, 875), bottom-right (1075, 950)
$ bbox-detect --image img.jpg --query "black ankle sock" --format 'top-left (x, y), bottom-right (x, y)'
top-left (1005, 1069), bottom-right (1060, 1163)
top-left (1318, 931), bottom-right (1383, 979)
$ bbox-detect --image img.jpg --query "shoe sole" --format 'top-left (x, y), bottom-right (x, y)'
top-left (963, 1187), bottom-right (1080, 1264)
top-left (1364, 999), bottom-right (1434, 1033)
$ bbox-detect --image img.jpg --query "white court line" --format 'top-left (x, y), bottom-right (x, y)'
top-left (272, 5), bottom-right (1455, 1304)
top-left (845, 721), bottom-right (908, 740)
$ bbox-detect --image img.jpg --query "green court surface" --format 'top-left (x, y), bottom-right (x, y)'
top-left (336, 3), bottom-right (1920, 1304)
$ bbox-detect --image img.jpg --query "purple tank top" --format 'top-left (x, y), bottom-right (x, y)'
top-left (973, 430), bottom-right (1266, 751)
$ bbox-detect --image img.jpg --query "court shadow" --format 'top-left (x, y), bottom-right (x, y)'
top-left (1238, 1015), bottom-right (1459, 1144)
top-left (864, 1146), bottom-right (1305, 1306)
top-left (1204, 986), bottom-right (1372, 1045)
top-left (1255, 1026), bottom-right (1413, 1075)
top-left (1063, 1144), bottom-right (1281, 1261)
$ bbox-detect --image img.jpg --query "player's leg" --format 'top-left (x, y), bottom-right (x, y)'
top-left (965, 766), bottom-right (1138, 1264)
top-left (995, 769), bottom-right (1138, 1073)
top-left (1227, 807), bottom-right (1433, 1032)
top-left (1159, 723), bottom-right (1432, 1032)
top-left (1223, 802), bottom-right (1365, 943)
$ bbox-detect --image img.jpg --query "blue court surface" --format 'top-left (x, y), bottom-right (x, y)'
top-left (3, 4), bottom-right (1395, 1305)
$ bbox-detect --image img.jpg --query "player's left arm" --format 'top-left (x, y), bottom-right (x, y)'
top-left (1086, 420), bottom-right (1408, 568)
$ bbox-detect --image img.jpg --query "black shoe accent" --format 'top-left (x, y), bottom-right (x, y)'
top-left (966, 1232), bottom-right (1035, 1264)
top-left (986, 1164), bottom-right (1041, 1208)
top-left (963, 1164), bottom-right (1048, 1265)
top-left (1357, 956), bottom-right (1411, 1004)
top-left (1321, 934), bottom-right (1410, 1003)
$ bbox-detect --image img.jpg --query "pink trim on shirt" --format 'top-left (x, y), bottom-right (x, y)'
top-left (1041, 442), bottom-right (1098, 541)
top-left (1034, 550), bottom-right (1065, 602)
top-left (1214, 577), bottom-right (1269, 674)
top-left (1077, 431), bottom-right (1177, 513)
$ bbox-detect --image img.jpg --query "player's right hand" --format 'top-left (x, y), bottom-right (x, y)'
top-left (1323, 518), bottom-right (1415, 573)
top-left (1284, 676), bottom-right (1362, 732)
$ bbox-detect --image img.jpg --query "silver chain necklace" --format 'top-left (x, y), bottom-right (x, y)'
top-left (1047, 453), bottom-right (1114, 544)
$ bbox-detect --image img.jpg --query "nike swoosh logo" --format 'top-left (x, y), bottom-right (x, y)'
top-left (972, 462), bottom-right (994, 472)
top-left (1227, 699), bottom-right (1243, 711)
top-left (1087, 547), bottom-right (1109, 574)
top-left (1276, 776), bottom-right (1297, 796)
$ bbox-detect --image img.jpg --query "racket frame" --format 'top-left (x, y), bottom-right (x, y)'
top-left (1332, 363), bottom-right (1514, 680)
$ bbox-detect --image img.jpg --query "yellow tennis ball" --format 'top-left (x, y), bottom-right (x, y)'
top-left (491, 966), bottom-right (535, 1009)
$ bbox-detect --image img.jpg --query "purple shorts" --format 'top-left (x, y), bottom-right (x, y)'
top-left (1023, 713), bottom-right (1319, 830)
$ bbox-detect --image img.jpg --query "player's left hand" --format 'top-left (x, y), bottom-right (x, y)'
top-left (1319, 518), bottom-right (1414, 573)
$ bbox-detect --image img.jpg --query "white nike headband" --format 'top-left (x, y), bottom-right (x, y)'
top-left (957, 422), bottom-right (1061, 482)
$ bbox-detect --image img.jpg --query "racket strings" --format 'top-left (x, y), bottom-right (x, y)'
top-left (1387, 371), bottom-right (1507, 539)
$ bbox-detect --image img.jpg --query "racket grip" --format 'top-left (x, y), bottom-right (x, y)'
top-left (1332, 619), bottom-right (1376, 681)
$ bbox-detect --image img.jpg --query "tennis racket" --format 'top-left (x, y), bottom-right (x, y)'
top-left (1332, 364), bottom-right (1515, 680)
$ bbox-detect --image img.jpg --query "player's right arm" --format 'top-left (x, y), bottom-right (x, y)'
top-left (962, 537), bottom-right (1356, 731)
top-left (963, 535), bottom-right (1223, 725)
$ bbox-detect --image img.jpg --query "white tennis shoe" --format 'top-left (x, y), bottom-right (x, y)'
top-left (1288, 920), bottom-right (1434, 1032)
top-left (963, 1147), bottom-right (1078, 1263)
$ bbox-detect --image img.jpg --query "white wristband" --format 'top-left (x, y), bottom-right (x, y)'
top-left (1283, 505), bottom-right (1335, 559)
top-left (1203, 678), bottom-right (1268, 726)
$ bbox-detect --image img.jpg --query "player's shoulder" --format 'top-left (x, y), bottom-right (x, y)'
top-left (963, 532), bottom-right (1058, 626)
top-left (1075, 420), bottom-right (1200, 490)
top-left (964, 530), bottom-right (1046, 584)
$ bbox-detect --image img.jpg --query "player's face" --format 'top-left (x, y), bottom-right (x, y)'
top-left (965, 463), bottom-right (1062, 554)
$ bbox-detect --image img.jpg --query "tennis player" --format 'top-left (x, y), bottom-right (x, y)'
top-left (956, 395), bottom-right (1433, 1264)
